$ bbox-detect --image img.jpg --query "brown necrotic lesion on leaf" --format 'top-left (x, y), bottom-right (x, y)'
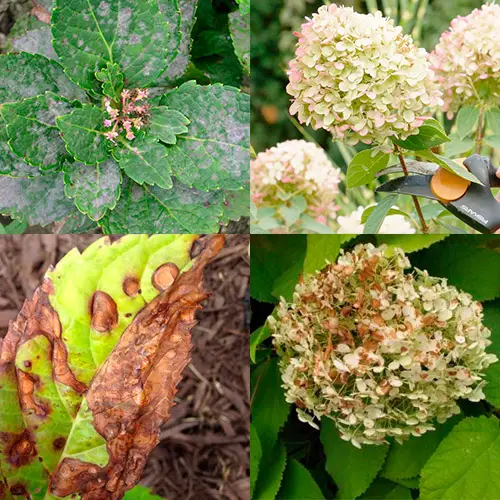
top-left (91, 291), bottom-right (119, 333)
top-left (48, 234), bottom-right (225, 500)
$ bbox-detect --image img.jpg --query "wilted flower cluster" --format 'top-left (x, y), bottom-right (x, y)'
top-left (251, 140), bottom-right (341, 224)
top-left (286, 4), bottom-right (443, 145)
top-left (429, 3), bottom-right (500, 116)
top-left (103, 88), bottom-right (150, 142)
top-left (337, 206), bottom-right (416, 234)
top-left (271, 244), bottom-right (496, 447)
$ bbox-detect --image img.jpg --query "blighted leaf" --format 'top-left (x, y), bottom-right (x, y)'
top-left (52, 0), bottom-right (172, 93)
top-left (220, 186), bottom-right (249, 223)
top-left (162, 81), bottom-right (250, 191)
top-left (161, 0), bottom-right (199, 84)
top-left (0, 126), bottom-right (41, 177)
top-left (56, 105), bottom-right (110, 165)
top-left (236, 0), bottom-right (250, 16)
top-left (63, 159), bottom-right (122, 221)
top-left (0, 172), bottom-right (75, 226)
top-left (0, 234), bottom-right (224, 499)
top-left (113, 135), bottom-right (173, 189)
top-left (11, 26), bottom-right (58, 60)
top-left (58, 210), bottom-right (101, 234)
top-left (148, 106), bottom-right (190, 145)
top-left (0, 53), bottom-right (86, 104)
top-left (99, 178), bottom-right (225, 234)
top-left (2, 92), bottom-right (75, 170)
top-left (95, 62), bottom-right (124, 99)
top-left (229, 10), bottom-right (250, 74)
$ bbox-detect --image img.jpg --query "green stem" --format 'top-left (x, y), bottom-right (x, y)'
top-left (366, 0), bottom-right (379, 13)
top-left (411, 0), bottom-right (428, 43)
top-left (476, 109), bottom-right (485, 155)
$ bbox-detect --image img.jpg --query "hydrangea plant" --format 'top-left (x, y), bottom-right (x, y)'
top-left (0, 0), bottom-right (250, 234)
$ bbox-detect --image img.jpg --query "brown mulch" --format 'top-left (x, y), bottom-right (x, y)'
top-left (0, 234), bottom-right (250, 500)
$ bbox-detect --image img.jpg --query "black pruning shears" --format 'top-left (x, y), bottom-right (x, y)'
top-left (376, 154), bottom-right (500, 233)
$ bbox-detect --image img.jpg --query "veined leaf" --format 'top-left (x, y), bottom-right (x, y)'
top-left (2, 92), bottom-right (76, 170)
top-left (148, 106), bottom-right (190, 145)
top-left (221, 187), bottom-right (249, 223)
top-left (0, 53), bottom-right (86, 103)
top-left (0, 172), bottom-right (74, 226)
top-left (11, 26), bottom-right (58, 61)
top-left (303, 235), bottom-right (341, 275)
top-left (363, 195), bottom-right (398, 234)
top-left (95, 62), bottom-right (124, 99)
top-left (52, 0), bottom-right (174, 92)
top-left (113, 134), bottom-right (173, 189)
top-left (99, 177), bottom-right (225, 234)
top-left (415, 150), bottom-right (482, 184)
top-left (63, 159), bottom-right (122, 221)
top-left (279, 459), bottom-right (325, 500)
top-left (391, 119), bottom-right (450, 151)
top-left (0, 125), bottom-right (41, 177)
top-left (162, 81), bottom-right (250, 191)
top-left (56, 105), bottom-right (110, 165)
top-left (0, 234), bottom-right (224, 498)
top-left (252, 440), bottom-right (287, 500)
top-left (456, 106), bottom-right (480, 140)
top-left (346, 149), bottom-right (390, 188)
top-left (229, 9), bottom-right (250, 74)
top-left (250, 424), bottom-right (262, 498)
top-left (236, 0), bottom-right (249, 16)
top-left (486, 108), bottom-right (500, 135)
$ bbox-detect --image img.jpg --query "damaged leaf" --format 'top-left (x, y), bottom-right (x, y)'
top-left (0, 234), bottom-right (225, 499)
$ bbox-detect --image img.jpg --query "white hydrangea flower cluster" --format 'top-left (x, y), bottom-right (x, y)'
top-left (429, 3), bottom-right (500, 117)
top-left (286, 4), bottom-right (443, 145)
top-left (251, 140), bottom-right (341, 225)
top-left (271, 244), bottom-right (497, 447)
top-left (337, 206), bottom-right (416, 234)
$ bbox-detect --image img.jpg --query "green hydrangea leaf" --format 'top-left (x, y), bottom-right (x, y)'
top-left (0, 53), bottom-right (86, 104)
top-left (11, 26), bottom-right (58, 61)
top-left (381, 417), bottom-right (461, 481)
top-left (0, 172), bottom-right (74, 226)
top-left (250, 424), bottom-right (262, 498)
top-left (52, 0), bottom-right (172, 93)
top-left (162, 81), bottom-right (250, 190)
top-left (161, 0), bottom-right (199, 84)
top-left (229, 9), bottom-right (249, 74)
top-left (2, 92), bottom-right (76, 170)
top-left (421, 416), bottom-right (500, 500)
top-left (0, 234), bottom-right (211, 498)
top-left (63, 159), bottom-right (122, 221)
top-left (123, 485), bottom-right (165, 499)
top-left (59, 210), bottom-right (100, 234)
top-left (443, 134), bottom-right (475, 158)
top-left (482, 300), bottom-right (500, 407)
top-left (321, 419), bottom-right (389, 500)
top-left (148, 106), bottom-right (190, 145)
top-left (486, 108), bottom-right (500, 135)
top-left (278, 459), bottom-right (325, 500)
top-left (303, 235), bottom-right (341, 275)
top-left (157, 0), bottom-right (182, 66)
top-left (99, 177), bottom-right (225, 234)
top-left (360, 479), bottom-right (412, 499)
top-left (236, 0), bottom-right (249, 16)
top-left (456, 106), bottom-right (480, 140)
top-left (251, 357), bottom-right (290, 458)
top-left (220, 187), bottom-right (249, 223)
top-left (0, 125), bottom-right (41, 177)
top-left (253, 440), bottom-right (287, 500)
top-left (346, 149), bottom-right (390, 188)
top-left (95, 62), bottom-right (124, 99)
top-left (56, 105), bottom-right (110, 165)
top-left (376, 235), bottom-right (448, 253)
top-left (391, 119), bottom-right (450, 150)
top-left (113, 135), bottom-right (173, 189)
top-left (250, 325), bottom-right (272, 364)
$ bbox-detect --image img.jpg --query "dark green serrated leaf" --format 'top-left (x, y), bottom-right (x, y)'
top-left (63, 159), bottom-right (122, 221)
top-left (391, 119), bottom-right (450, 151)
top-left (113, 135), bottom-right (173, 189)
top-left (303, 235), bottom-right (341, 275)
top-left (95, 62), bottom-right (124, 99)
top-left (321, 419), bottom-right (389, 500)
top-left (250, 423), bottom-right (262, 499)
top-left (1, 219), bottom-right (28, 234)
top-left (0, 172), bottom-right (74, 226)
top-left (0, 53), bottom-right (86, 103)
top-left (2, 92), bottom-right (75, 170)
top-left (149, 106), bottom-right (190, 145)
top-left (56, 105), bottom-right (109, 165)
top-left (483, 300), bottom-right (500, 408)
top-left (415, 150), bottom-right (482, 184)
top-left (52, 0), bottom-right (172, 92)
top-left (163, 81), bottom-right (250, 190)
top-left (420, 417), bottom-right (500, 500)
top-left (229, 9), bottom-right (249, 74)
top-left (346, 149), bottom-right (390, 188)
top-left (456, 106), bottom-right (480, 140)
top-left (360, 479), bottom-right (412, 499)
top-left (99, 177), bottom-right (225, 234)
top-left (0, 125), bottom-right (41, 177)
top-left (376, 235), bottom-right (448, 253)
top-left (278, 459), bottom-right (325, 500)
top-left (250, 325), bottom-right (272, 364)
top-left (162, 0), bottom-right (199, 84)
top-left (58, 210), bottom-right (100, 233)
top-left (253, 440), bottom-right (287, 500)
top-left (157, 0), bottom-right (182, 66)
top-left (251, 357), bottom-right (290, 459)
top-left (250, 235), bottom-right (307, 303)
top-left (221, 187), bottom-right (249, 223)
top-left (363, 195), bottom-right (398, 234)
top-left (236, 0), bottom-right (250, 16)
top-left (11, 26), bottom-right (58, 61)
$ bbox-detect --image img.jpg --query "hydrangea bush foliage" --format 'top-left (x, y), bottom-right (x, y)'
top-left (250, 234), bottom-right (500, 500)
top-left (0, 0), bottom-right (250, 233)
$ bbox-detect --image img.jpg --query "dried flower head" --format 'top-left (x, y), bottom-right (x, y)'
top-left (286, 4), bottom-right (443, 145)
top-left (251, 140), bottom-right (341, 225)
top-left (271, 244), bottom-right (496, 447)
top-left (429, 3), bottom-right (500, 117)
top-left (103, 88), bottom-right (151, 143)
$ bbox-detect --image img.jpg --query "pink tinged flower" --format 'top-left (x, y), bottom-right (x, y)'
top-left (315, 215), bottom-right (327, 225)
top-left (126, 131), bottom-right (135, 140)
top-left (122, 89), bottom-right (131, 99)
top-left (104, 131), bottom-right (118, 142)
top-left (123, 120), bottom-right (132, 131)
top-left (103, 119), bottom-right (114, 128)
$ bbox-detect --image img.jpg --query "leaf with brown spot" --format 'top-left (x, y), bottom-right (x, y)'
top-left (0, 234), bottom-right (224, 498)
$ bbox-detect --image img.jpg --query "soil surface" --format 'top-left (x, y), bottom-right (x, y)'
top-left (0, 234), bottom-right (250, 500)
